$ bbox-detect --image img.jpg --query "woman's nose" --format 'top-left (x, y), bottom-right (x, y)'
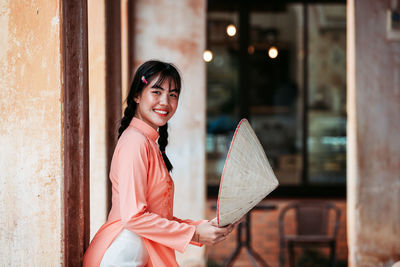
top-left (159, 93), bottom-right (169, 105)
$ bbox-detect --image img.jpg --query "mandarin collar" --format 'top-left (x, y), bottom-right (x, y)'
top-left (129, 117), bottom-right (159, 142)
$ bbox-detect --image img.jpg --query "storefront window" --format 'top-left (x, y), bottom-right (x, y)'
top-left (206, 1), bottom-right (346, 196)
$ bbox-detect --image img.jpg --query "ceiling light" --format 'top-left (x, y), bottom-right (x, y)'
top-left (268, 46), bottom-right (278, 59)
top-left (226, 24), bottom-right (237, 37)
top-left (203, 50), bottom-right (213, 62)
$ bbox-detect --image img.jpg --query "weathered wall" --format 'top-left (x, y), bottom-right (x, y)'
top-left (121, 0), bottom-right (130, 103)
top-left (88, 0), bottom-right (108, 241)
top-left (347, 0), bottom-right (400, 266)
top-left (0, 0), bottom-right (63, 265)
top-left (133, 1), bottom-right (207, 265)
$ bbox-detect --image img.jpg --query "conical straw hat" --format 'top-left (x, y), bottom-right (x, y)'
top-left (217, 119), bottom-right (279, 227)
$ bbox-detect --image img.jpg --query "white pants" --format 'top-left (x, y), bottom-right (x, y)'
top-left (100, 229), bottom-right (149, 267)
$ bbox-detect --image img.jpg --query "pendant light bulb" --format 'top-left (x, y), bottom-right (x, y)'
top-left (268, 46), bottom-right (278, 59)
top-left (203, 50), bottom-right (213, 62)
top-left (226, 24), bottom-right (237, 37)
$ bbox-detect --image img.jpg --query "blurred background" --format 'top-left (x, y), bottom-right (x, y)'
top-left (0, 0), bottom-right (399, 266)
top-left (205, 2), bottom-right (348, 266)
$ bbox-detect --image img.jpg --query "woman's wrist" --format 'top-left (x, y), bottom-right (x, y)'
top-left (192, 226), bottom-right (200, 243)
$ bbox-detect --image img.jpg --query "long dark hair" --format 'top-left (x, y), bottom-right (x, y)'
top-left (118, 60), bottom-right (182, 172)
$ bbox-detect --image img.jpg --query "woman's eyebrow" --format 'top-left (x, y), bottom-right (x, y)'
top-left (151, 85), bottom-right (165, 90)
top-left (152, 85), bottom-right (179, 93)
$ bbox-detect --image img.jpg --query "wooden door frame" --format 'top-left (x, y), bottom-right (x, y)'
top-left (62, 0), bottom-right (130, 264)
top-left (62, 0), bottom-right (90, 265)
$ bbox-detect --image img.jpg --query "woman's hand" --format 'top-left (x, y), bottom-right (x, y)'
top-left (192, 220), bottom-right (234, 245)
top-left (209, 216), bottom-right (245, 227)
top-left (209, 217), bottom-right (218, 227)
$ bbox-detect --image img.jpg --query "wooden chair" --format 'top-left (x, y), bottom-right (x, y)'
top-left (278, 201), bottom-right (341, 267)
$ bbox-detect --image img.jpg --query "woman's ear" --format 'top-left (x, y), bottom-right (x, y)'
top-left (134, 94), bottom-right (140, 104)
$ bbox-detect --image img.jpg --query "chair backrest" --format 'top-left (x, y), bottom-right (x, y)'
top-left (279, 201), bottom-right (341, 238)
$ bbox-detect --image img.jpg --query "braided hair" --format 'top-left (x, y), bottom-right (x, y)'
top-left (118, 60), bottom-right (181, 172)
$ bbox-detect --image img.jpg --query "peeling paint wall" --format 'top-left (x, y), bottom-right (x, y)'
top-left (347, 0), bottom-right (400, 266)
top-left (133, 1), bottom-right (207, 265)
top-left (88, 0), bottom-right (108, 241)
top-left (0, 0), bottom-right (63, 265)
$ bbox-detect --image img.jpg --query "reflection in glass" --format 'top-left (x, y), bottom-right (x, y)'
top-left (248, 5), bottom-right (304, 186)
top-left (307, 4), bottom-right (347, 184)
top-left (206, 12), bottom-right (240, 186)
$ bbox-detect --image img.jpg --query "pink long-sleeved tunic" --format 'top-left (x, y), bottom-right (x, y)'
top-left (83, 118), bottom-right (202, 267)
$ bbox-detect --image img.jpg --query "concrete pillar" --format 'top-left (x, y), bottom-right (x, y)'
top-left (0, 1), bottom-right (63, 265)
top-left (133, 1), bottom-right (207, 265)
top-left (88, 0), bottom-right (108, 240)
top-left (347, 0), bottom-right (400, 266)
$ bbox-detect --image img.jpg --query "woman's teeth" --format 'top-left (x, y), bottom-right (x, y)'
top-left (154, 110), bottom-right (168, 115)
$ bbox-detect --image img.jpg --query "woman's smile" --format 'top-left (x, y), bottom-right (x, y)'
top-left (154, 108), bottom-right (169, 116)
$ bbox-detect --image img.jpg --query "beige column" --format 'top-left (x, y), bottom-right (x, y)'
top-left (347, 0), bottom-right (400, 266)
top-left (0, 1), bottom-right (63, 265)
top-left (133, 1), bottom-right (207, 265)
top-left (88, 0), bottom-right (108, 240)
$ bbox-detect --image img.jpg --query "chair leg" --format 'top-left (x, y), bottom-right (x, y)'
top-left (330, 242), bottom-right (336, 267)
top-left (279, 241), bottom-right (285, 267)
top-left (288, 243), bottom-right (295, 267)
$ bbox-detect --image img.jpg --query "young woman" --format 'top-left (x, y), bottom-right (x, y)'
top-left (83, 60), bottom-right (233, 267)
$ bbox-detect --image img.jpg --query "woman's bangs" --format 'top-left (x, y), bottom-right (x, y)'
top-left (153, 70), bottom-right (181, 94)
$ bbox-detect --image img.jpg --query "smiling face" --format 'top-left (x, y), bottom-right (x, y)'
top-left (134, 75), bottom-right (179, 130)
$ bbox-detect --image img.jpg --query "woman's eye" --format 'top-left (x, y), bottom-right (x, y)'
top-left (170, 94), bottom-right (178, 98)
top-left (152, 91), bottom-right (161, 95)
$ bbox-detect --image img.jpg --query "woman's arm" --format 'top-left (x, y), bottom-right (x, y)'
top-left (117, 130), bottom-right (232, 251)
top-left (172, 217), bottom-right (208, 226)
top-left (172, 217), bottom-right (208, 246)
